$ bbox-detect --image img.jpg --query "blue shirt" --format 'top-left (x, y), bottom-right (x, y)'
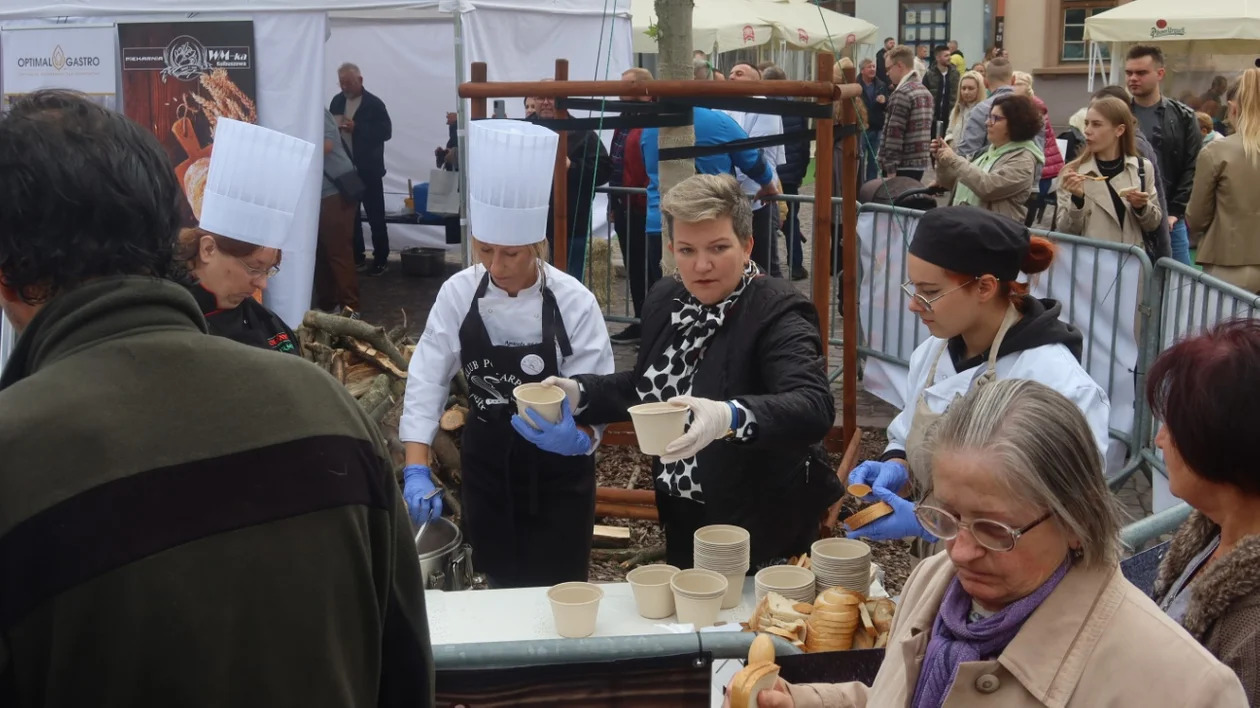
top-left (642, 107), bottom-right (774, 234)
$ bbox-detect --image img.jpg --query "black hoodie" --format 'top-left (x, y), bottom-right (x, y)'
top-left (946, 295), bottom-right (1084, 372)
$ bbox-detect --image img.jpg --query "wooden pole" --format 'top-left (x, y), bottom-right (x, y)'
top-left (459, 78), bottom-right (858, 101)
top-left (595, 488), bottom-right (656, 505)
top-left (596, 502), bottom-right (660, 522)
top-left (811, 53), bottom-right (834, 362)
top-left (552, 60), bottom-right (570, 274)
top-left (469, 62), bottom-right (487, 120)
top-left (840, 65), bottom-right (860, 448)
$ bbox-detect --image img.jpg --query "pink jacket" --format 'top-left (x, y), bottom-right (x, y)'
top-left (1034, 96), bottom-right (1063, 180)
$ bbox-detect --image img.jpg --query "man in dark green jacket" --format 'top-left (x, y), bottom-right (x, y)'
top-left (0, 90), bottom-right (433, 708)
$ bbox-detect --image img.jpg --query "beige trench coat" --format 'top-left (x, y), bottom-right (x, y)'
top-left (1187, 134), bottom-right (1260, 271)
top-left (786, 552), bottom-right (1247, 708)
top-left (1055, 155), bottom-right (1162, 247)
top-left (935, 147), bottom-right (1037, 224)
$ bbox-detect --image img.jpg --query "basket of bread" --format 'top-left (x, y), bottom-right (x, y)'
top-left (745, 587), bottom-right (895, 653)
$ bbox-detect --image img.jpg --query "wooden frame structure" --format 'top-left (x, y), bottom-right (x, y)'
top-left (459, 54), bottom-right (863, 525)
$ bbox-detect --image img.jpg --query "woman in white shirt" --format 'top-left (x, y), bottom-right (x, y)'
top-left (845, 206), bottom-right (1110, 552)
top-left (399, 120), bottom-right (613, 589)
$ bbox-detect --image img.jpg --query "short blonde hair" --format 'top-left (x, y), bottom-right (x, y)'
top-left (470, 235), bottom-right (549, 261)
top-left (660, 173), bottom-right (753, 244)
top-left (1012, 70), bottom-right (1034, 96)
top-left (887, 45), bottom-right (916, 70)
top-left (623, 67), bottom-right (653, 82)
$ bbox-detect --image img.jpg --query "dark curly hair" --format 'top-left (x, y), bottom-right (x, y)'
top-left (0, 90), bottom-right (182, 304)
top-left (990, 94), bottom-right (1043, 143)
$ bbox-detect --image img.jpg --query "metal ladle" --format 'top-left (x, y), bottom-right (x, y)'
top-left (413, 487), bottom-right (445, 548)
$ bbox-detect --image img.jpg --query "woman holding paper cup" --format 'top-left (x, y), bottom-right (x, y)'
top-left (171, 119), bottom-right (312, 355)
top-left (398, 120), bottom-right (613, 589)
top-left (536, 173), bottom-right (842, 571)
top-left (844, 207), bottom-right (1110, 551)
top-left (1056, 96), bottom-right (1163, 247)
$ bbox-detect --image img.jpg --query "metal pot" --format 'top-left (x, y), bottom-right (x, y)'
top-left (416, 517), bottom-right (474, 590)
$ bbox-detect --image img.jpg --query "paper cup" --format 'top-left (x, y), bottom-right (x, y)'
top-left (720, 571), bottom-right (747, 609)
top-left (628, 402), bottom-right (689, 455)
top-left (547, 582), bottom-right (604, 638)
top-left (515, 383), bottom-right (566, 429)
top-left (626, 564), bottom-right (680, 619)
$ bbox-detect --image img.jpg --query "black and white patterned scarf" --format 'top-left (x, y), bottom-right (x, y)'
top-left (636, 261), bottom-right (760, 501)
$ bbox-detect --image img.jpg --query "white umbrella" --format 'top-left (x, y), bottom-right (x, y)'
top-left (630, 0), bottom-right (875, 54)
top-left (1084, 0), bottom-right (1260, 43)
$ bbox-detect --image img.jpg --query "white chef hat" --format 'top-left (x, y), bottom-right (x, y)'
top-left (468, 119), bottom-right (559, 246)
top-left (198, 118), bottom-right (317, 250)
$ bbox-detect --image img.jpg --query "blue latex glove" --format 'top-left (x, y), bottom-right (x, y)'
top-left (847, 460), bottom-right (910, 502)
top-left (510, 398), bottom-right (592, 456)
top-left (403, 464), bottom-right (443, 526)
top-left (846, 484), bottom-right (936, 542)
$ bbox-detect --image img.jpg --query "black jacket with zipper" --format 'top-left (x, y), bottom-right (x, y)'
top-left (1132, 96), bottom-right (1200, 217)
top-left (777, 99), bottom-right (812, 186)
top-left (329, 90), bottom-right (392, 180)
top-left (574, 275), bottom-right (842, 567)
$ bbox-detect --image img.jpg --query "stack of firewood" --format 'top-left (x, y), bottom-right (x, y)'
top-left (295, 310), bottom-right (468, 521)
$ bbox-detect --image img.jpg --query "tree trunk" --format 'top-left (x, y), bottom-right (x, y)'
top-left (653, 0), bottom-right (696, 274)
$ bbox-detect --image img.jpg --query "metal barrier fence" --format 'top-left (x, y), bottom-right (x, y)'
top-left (848, 202), bottom-right (1154, 490)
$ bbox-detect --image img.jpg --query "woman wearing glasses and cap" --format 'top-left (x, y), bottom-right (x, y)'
top-left (399, 120), bottom-right (614, 589)
top-left (172, 119), bottom-right (313, 355)
top-left (731, 380), bottom-right (1247, 708)
top-left (845, 207), bottom-right (1109, 550)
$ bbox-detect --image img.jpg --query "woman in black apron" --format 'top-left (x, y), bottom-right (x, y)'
top-left (398, 119), bottom-right (614, 589)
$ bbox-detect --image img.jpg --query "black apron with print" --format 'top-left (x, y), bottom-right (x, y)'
top-left (457, 271), bottom-right (596, 588)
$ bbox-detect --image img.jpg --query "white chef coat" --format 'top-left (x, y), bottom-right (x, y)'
top-left (400, 261), bottom-right (615, 447)
top-left (723, 102), bottom-right (782, 209)
top-left (884, 336), bottom-right (1112, 464)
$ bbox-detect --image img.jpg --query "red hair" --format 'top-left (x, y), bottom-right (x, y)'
top-left (1146, 319), bottom-right (1260, 494)
top-left (947, 236), bottom-right (1055, 311)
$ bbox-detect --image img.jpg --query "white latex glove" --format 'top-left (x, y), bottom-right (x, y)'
top-left (541, 375), bottom-right (581, 409)
top-left (660, 395), bottom-right (733, 463)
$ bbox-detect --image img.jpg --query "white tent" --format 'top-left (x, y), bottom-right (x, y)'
top-left (1084, 0), bottom-right (1260, 90)
top-left (630, 0), bottom-right (876, 54)
top-left (0, 0), bottom-right (630, 364)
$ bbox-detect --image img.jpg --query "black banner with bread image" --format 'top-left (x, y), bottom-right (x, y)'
top-left (117, 21), bottom-right (257, 226)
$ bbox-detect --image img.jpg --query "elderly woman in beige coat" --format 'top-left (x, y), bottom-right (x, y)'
top-left (929, 93), bottom-right (1043, 223)
top-left (728, 379), bottom-right (1247, 708)
top-left (1057, 96), bottom-right (1162, 247)
top-left (1187, 69), bottom-right (1260, 293)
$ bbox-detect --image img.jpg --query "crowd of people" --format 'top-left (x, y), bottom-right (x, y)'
top-left (1, 31), bottom-right (1259, 708)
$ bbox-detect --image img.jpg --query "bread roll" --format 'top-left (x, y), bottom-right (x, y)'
top-left (184, 156), bottom-right (211, 219)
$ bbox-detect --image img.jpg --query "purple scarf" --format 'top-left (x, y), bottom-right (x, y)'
top-left (910, 558), bottom-right (1071, 708)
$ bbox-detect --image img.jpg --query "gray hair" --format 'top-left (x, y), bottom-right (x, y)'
top-left (921, 379), bottom-right (1123, 569)
top-left (337, 62), bottom-right (361, 76)
top-left (859, 58), bottom-right (875, 69)
top-left (762, 66), bottom-right (787, 81)
top-left (660, 174), bottom-right (753, 245)
top-left (693, 58), bottom-right (712, 80)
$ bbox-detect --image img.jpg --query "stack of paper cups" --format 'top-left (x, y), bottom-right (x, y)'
top-left (693, 525), bottom-right (750, 609)
top-left (810, 538), bottom-right (872, 596)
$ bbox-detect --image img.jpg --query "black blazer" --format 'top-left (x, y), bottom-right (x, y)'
top-left (575, 276), bottom-right (841, 566)
top-left (329, 89), bottom-right (392, 180)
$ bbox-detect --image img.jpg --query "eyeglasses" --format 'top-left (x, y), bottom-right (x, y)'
top-left (235, 256), bottom-right (280, 279)
top-left (914, 504), bottom-right (1053, 552)
top-left (986, 113), bottom-right (1007, 125)
top-left (900, 278), bottom-right (976, 312)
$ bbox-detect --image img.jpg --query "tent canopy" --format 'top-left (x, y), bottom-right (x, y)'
top-left (630, 0), bottom-right (876, 54)
top-left (0, 0), bottom-right (627, 19)
top-left (1084, 0), bottom-right (1260, 43)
